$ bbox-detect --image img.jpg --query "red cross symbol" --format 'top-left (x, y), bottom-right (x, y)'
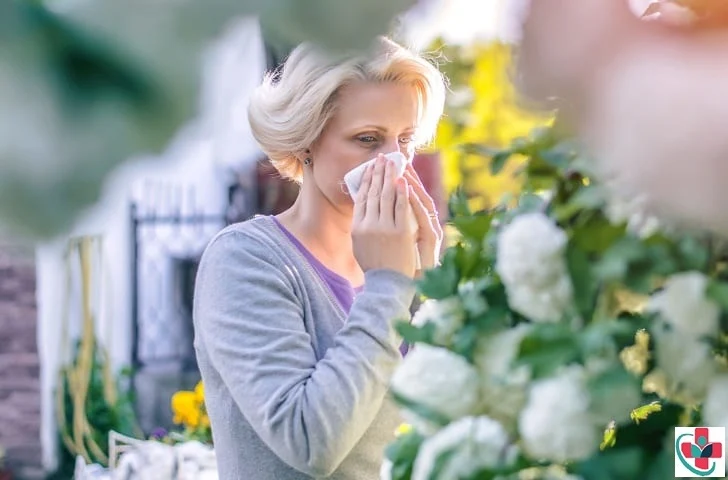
top-left (680, 427), bottom-right (724, 470)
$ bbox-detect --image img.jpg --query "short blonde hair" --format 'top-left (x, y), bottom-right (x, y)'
top-left (248, 37), bottom-right (447, 183)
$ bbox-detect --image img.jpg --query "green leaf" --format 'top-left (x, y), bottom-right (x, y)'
top-left (453, 242), bottom-right (486, 279)
top-left (580, 318), bottom-right (645, 355)
top-left (395, 321), bottom-right (435, 345)
top-left (646, 447), bottom-right (674, 480)
top-left (450, 323), bottom-right (479, 361)
top-left (472, 305), bottom-right (510, 333)
top-left (587, 365), bottom-right (642, 424)
top-left (630, 402), bottom-right (662, 425)
top-left (707, 280), bottom-right (728, 310)
top-left (571, 447), bottom-right (645, 480)
top-left (515, 193), bottom-right (547, 213)
top-left (571, 215), bottom-right (626, 255)
top-left (390, 391), bottom-right (452, 427)
top-left (538, 147), bottom-right (572, 170)
top-left (490, 150), bottom-right (512, 175)
top-left (676, 236), bottom-right (709, 270)
top-left (566, 243), bottom-right (598, 319)
top-left (594, 238), bottom-right (646, 283)
top-left (448, 188), bottom-right (471, 218)
top-left (553, 185), bottom-right (605, 221)
top-left (516, 323), bottom-right (581, 378)
top-left (601, 423), bottom-right (617, 450)
top-left (428, 447), bottom-right (460, 480)
top-left (614, 402), bottom-right (683, 453)
top-left (451, 212), bottom-right (493, 244)
top-left (385, 430), bottom-right (424, 480)
top-left (417, 251), bottom-right (459, 299)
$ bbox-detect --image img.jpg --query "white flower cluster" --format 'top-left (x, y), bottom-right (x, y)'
top-left (605, 193), bottom-right (661, 238)
top-left (412, 298), bottom-right (466, 347)
top-left (647, 271), bottom-right (720, 401)
top-left (518, 365), bottom-right (600, 463)
top-left (391, 344), bottom-right (481, 429)
top-left (496, 212), bottom-right (574, 323)
top-left (412, 416), bottom-right (518, 480)
top-left (474, 324), bottom-right (533, 434)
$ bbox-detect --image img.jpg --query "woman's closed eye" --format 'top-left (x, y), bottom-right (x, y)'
top-left (355, 135), bottom-right (415, 146)
top-left (357, 135), bottom-right (378, 144)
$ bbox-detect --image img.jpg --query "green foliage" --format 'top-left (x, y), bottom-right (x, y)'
top-left (385, 430), bottom-right (424, 480)
top-left (388, 121), bottom-right (728, 479)
top-left (51, 340), bottom-right (140, 476)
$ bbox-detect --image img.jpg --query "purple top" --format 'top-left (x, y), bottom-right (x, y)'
top-left (271, 216), bottom-right (409, 356)
top-left (271, 216), bottom-right (363, 313)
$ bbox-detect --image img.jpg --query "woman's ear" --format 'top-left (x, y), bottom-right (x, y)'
top-left (296, 149), bottom-right (313, 166)
top-left (293, 149), bottom-right (310, 162)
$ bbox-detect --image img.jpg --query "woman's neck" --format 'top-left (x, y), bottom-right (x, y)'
top-left (276, 187), bottom-right (363, 282)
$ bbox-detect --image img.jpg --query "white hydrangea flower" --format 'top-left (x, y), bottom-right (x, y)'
top-left (647, 272), bottom-right (720, 401)
top-left (391, 344), bottom-right (480, 429)
top-left (379, 458), bottom-right (393, 480)
top-left (458, 280), bottom-right (489, 317)
top-left (703, 375), bottom-right (728, 427)
top-left (519, 365), bottom-right (600, 463)
top-left (648, 271), bottom-right (720, 336)
top-left (412, 298), bottom-right (466, 346)
top-left (474, 324), bottom-right (533, 434)
top-left (651, 326), bottom-right (716, 402)
top-left (496, 213), bottom-right (574, 323)
top-left (605, 193), bottom-right (661, 238)
top-left (411, 416), bottom-right (518, 480)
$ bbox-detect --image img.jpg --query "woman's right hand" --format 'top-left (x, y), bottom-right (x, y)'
top-left (352, 153), bottom-right (418, 278)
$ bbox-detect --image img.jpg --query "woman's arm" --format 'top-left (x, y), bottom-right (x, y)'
top-left (193, 229), bottom-right (415, 477)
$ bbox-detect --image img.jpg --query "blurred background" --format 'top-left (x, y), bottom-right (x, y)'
top-left (0, 0), bottom-right (654, 478)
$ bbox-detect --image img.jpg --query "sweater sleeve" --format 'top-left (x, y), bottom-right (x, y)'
top-left (193, 230), bottom-right (415, 477)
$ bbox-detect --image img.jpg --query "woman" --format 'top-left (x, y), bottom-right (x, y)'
top-left (193, 36), bottom-right (446, 480)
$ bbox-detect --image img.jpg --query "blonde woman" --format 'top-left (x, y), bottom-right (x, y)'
top-left (193, 37), bottom-right (446, 480)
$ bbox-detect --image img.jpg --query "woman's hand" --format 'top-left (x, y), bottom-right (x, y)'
top-left (352, 154), bottom-right (418, 278)
top-left (403, 163), bottom-right (444, 271)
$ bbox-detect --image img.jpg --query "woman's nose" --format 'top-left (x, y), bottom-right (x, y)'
top-left (376, 138), bottom-right (401, 156)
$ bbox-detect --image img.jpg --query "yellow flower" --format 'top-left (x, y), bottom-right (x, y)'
top-left (171, 390), bottom-right (201, 428)
top-left (200, 412), bottom-right (211, 428)
top-left (394, 423), bottom-right (412, 437)
top-left (194, 381), bottom-right (205, 403)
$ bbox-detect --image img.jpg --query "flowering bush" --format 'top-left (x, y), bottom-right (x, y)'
top-left (384, 126), bottom-right (728, 479)
top-left (167, 381), bottom-right (212, 445)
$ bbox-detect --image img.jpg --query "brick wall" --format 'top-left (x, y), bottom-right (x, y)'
top-left (0, 238), bottom-right (42, 479)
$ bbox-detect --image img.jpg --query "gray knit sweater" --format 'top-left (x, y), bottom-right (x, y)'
top-left (193, 216), bottom-right (415, 479)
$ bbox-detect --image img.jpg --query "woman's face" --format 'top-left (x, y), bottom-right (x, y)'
top-left (307, 81), bottom-right (420, 209)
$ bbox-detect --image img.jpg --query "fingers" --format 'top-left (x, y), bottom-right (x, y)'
top-left (365, 154), bottom-right (387, 222)
top-left (380, 156), bottom-right (397, 226)
top-left (394, 177), bottom-right (410, 229)
top-left (408, 185), bottom-right (431, 233)
top-left (408, 187), bottom-right (440, 269)
top-left (404, 166), bottom-right (443, 240)
top-left (353, 162), bottom-right (374, 224)
top-left (404, 165), bottom-right (437, 213)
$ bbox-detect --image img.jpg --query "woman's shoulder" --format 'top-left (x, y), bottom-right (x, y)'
top-left (199, 215), bottom-right (289, 267)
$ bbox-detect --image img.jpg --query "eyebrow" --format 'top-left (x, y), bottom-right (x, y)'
top-left (354, 125), bottom-right (418, 133)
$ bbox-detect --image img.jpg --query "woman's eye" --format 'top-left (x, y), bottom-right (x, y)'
top-left (357, 136), bottom-right (378, 144)
top-left (399, 136), bottom-right (413, 145)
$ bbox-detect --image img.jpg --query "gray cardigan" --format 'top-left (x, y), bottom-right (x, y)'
top-left (193, 216), bottom-right (415, 479)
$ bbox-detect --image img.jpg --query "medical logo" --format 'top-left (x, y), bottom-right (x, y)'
top-left (675, 427), bottom-right (726, 477)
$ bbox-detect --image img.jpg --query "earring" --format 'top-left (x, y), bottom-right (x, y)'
top-left (303, 157), bottom-right (312, 166)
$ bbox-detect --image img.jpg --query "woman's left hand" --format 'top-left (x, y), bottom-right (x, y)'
top-left (403, 163), bottom-right (444, 271)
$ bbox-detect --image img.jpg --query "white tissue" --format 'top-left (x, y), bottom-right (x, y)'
top-left (343, 151), bottom-right (409, 199)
